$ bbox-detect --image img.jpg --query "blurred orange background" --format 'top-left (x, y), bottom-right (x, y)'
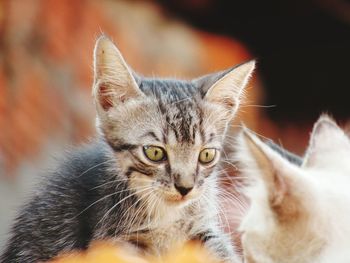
top-left (0, 0), bottom-right (349, 252)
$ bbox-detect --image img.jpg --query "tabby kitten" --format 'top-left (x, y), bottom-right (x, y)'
top-left (237, 115), bottom-right (350, 263)
top-left (1, 36), bottom-right (255, 263)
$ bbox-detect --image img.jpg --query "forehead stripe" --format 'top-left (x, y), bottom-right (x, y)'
top-left (141, 131), bottom-right (161, 142)
top-left (110, 143), bottom-right (137, 152)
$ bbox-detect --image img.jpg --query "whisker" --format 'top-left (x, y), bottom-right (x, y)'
top-left (89, 177), bottom-right (129, 190)
top-left (97, 186), bottom-right (154, 227)
top-left (240, 104), bottom-right (276, 108)
top-left (74, 185), bottom-right (152, 219)
top-left (76, 160), bottom-right (113, 178)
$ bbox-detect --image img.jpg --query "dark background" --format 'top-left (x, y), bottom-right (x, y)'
top-left (158, 0), bottom-right (350, 121)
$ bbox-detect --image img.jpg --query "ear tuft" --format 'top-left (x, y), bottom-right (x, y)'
top-left (239, 128), bottom-right (288, 206)
top-left (207, 60), bottom-right (255, 110)
top-left (304, 114), bottom-right (350, 167)
top-left (198, 60), bottom-right (255, 116)
top-left (93, 35), bottom-right (143, 113)
top-left (311, 114), bottom-right (338, 137)
top-left (98, 84), bottom-right (114, 111)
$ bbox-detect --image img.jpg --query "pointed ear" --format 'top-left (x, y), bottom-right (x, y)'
top-left (92, 35), bottom-right (144, 114)
top-left (239, 128), bottom-right (288, 207)
top-left (195, 61), bottom-right (255, 116)
top-left (303, 115), bottom-right (350, 167)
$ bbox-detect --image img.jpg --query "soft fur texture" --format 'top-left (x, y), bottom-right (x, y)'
top-left (237, 115), bottom-right (350, 263)
top-left (1, 36), bottom-right (255, 263)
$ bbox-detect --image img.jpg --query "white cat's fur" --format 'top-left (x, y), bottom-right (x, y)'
top-left (237, 115), bottom-right (350, 263)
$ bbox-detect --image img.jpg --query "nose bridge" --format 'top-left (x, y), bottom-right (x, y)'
top-left (172, 160), bottom-right (196, 187)
top-left (168, 145), bottom-right (198, 187)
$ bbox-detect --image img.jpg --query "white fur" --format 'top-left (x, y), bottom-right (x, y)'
top-left (237, 116), bottom-right (350, 263)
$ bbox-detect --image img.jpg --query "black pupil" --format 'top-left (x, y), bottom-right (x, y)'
top-left (154, 150), bottom-right (158, 156)
top-left (205, 152), bottom-right (209, 159)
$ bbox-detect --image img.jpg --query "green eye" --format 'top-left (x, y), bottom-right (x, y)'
top-left (143, 146), bottom-right (166, 162)
top-left (199, 148), bottom-right (216, 164)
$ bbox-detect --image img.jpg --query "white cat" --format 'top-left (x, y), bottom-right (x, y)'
top-left (237, 115), bottom-right (350, 263)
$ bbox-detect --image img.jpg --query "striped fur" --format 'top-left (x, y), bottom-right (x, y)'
top-left (1, 36), bottom-right (255, 263)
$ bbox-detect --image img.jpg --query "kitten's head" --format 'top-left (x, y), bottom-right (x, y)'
top-left (92, 36), bottom-right (255, 209)
top-left (237, 116), bottom-right (350, 263)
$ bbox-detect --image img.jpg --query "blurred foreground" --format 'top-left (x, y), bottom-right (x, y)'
top-left (51, 241), bottom-right (220, 263)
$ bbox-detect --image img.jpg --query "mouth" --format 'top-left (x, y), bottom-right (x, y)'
top-left (165, 194), bottom-right (189, 204)
top-left (159, 188), bottom-right (201, 205)
top-left (165, 192), bottom-right (201, 206)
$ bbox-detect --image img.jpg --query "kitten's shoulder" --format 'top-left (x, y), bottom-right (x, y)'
top-left (45, 139), bottom-right (113, 187)
top-left (59, 138), bottom-right (112, 173)
top-left (1, 139), bottom-right (114, 262)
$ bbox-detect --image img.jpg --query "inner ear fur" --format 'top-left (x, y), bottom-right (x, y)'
top-left (241, 129), bottom-right (302, 221)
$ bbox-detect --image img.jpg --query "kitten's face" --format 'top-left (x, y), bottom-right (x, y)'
top-left (92, 36), bottom-right (255, 207)
top-left (102, 81), bottom-right (226, 206)
top-left (237, 116), bottom-right (350, 263)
